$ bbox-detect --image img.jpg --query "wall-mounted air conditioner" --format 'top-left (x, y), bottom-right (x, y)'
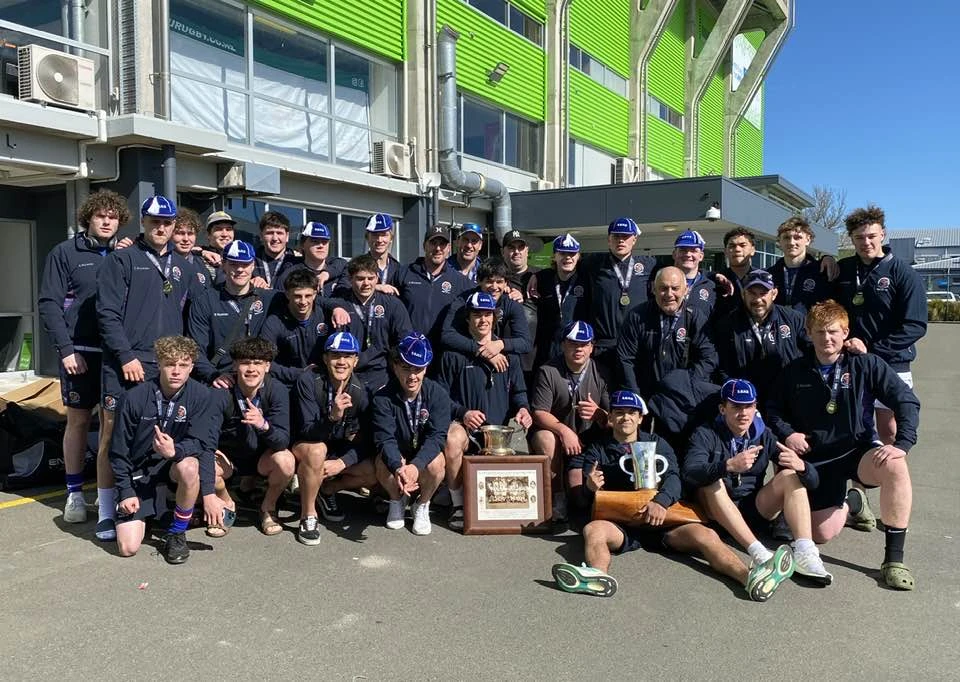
top-left (372, 140), bottom-right (410, 179)
top-left (612, 157), bottom-right (639, 184)
top-left (18, 44), bottom-right (95, 111)
top-left (532, 179), bottom-right (554, 190)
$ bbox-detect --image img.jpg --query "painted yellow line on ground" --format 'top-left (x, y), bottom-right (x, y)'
top-left (0, 482), bottom-right (96, 511)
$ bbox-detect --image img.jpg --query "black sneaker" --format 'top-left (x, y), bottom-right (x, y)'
top-left (318, 493), bottom-right (345, 523)
top-left (161, 532), bottom-right (190, 565)
top-left (298, 516), bottom-right (321, 546)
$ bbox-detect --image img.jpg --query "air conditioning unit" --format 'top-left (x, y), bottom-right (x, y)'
top-left (531, 179), bottom-right (554, 190)
top-left (612, 157), bottom-right (639, 184)
top-left (372, 140), bottom-right (410, 179)
top-left (18, 44), bottom-right (95, 111)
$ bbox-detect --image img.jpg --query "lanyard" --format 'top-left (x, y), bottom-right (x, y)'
top-left (728, 434), bottom-right (749, 487)
top-left (820, 354), bottom-right (844, 414)
top-left (144, 250), bottom-right (172, 295)
top-left (566, 361), bottom-right (589, 398)
top-left (404, 392), bottom-right (424, 450)
top-left (683, 273), bottom-right (703, 301)
top-left (612, 256), bottom-right (634, 293)
top-left (377, 259), bottom-right (391, 285)
top-left (154, 386), bottom-right (185, 433)
top-left (259, 258), bottom-right (280, 288)
top-left (783, 267), bottom-right (798, 303)
top-left (352, 297), bottom-right (375, 349)
top-left (226, 294), bottom-right (256, 333)
top-left (749, 317), bottom-right (773, 359)
top-left (234, 385), bottom-right (261, 415)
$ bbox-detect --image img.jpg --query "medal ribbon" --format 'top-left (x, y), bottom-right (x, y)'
top-left (821, 354), bottom-right (844, 413)
top-left (404, 392), bottom-right (424, 450)
top-left (351, 297), bottom-right (375, 349)
top-left (749, 318), bottom-right (774, 359)
top-left (612, 256), bottom-right (634, 294)
top-left (144, 250), bottom-right (172, 293)
top-left (783, 267), bottom-right (798, 303)
top-left (154, 386), bottom-right (185, 434)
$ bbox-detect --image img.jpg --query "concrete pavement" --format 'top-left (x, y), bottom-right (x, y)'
top-left (1, 326), bottom-right (958, 680)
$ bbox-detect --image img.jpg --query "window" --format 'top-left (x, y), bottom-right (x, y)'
top-left (460, 95), bottom-right (541, 174)
top-left (169, 0), bottom-right (400, 169)
top-left (569, 44), bottom-right (627, 98)
top-left (568, 139), bottom-right (616, 187)
top-left (0, 0), bottom-right (64, 36)
top-left (465, 0), bottom-right (544, 47)
top-left (751, 238), bottom-right (780, 269)
top-left (646, 94), bottom-right (684, 131)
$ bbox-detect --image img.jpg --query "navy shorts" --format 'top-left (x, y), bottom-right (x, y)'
top-left (115, 463), bottom-right (172, 524)
top-left (733, 492), bottom-right (770, 531)
top-left (59, 351), bottom-right (102, 410)
top-left (807, 444), bottom-right (877, 512)
top-left (613, 522), bottom-right (669, 554)
top-left (217, 440), bottom-right (263, 477)
top-left (101, 357), bottom-right (158, 412)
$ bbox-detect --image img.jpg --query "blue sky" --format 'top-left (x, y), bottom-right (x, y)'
top-left (763, 1), bottom-right (959, 229)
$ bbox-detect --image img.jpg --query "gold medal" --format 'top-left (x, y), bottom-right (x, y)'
top-left (852, 292), bottom-right (865, 306)
top-left (620, 294), bottom-right (630, 306)
top-left (826, 400), bottom-right (837, 414)
top-left (162, 280), bottom-right (173, 295)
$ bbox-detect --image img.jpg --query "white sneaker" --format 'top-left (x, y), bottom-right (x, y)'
top-left (63, 493), bottom-right (87, 523)
top-left (793, 546), bottom-right (834, 586)
top-left (552, 492), bottom-right (568, 523)
top-left (386, 496), bottom-right (406, 530)
top-left (411, 502), bottom-right (432, 536)
top-left (750, 548), bottom-right (774, 567)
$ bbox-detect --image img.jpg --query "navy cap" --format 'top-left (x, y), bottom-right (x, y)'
top-left (301, 222), bottom-right (331, 240)
top-left (397, 332), bottom-right (433, 367)
top-left (324, 331), bottom-right (360, 354)
top-left (365, 213), bottom-right (394, 232)
top-left (744, 269), bottom-right (775, 290)
top-left (608, 217), bottom-right (640, 236)
top-left (674, 229), bottom-right (706, 250)
top-left (460, 223), bottom-right (484, 239)
top-left (721, 378), bottom-right (758, 404)
top-left (466, 291), bottom-right (497, 311)
top-left (610, 390), bottom-right (648, 414)
top-left (562, 321), bottom-right (594, 343)
top-left (553, 233), bottom-right (581, 253)
top-left (141, 195), bottom-right (177, 219)
top-left (223, 240), bottom-right (256, 263)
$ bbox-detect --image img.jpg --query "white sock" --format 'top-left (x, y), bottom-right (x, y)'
top-left (97, 487), bottom-right (116, 522)
top-left (449, 487), bottom-right (464, 507)
top-left (417, 501), bottom-right (430, 511)
top-left (793, 538), bottom-right (816, 553)
top-left (747, 541), bottom-right (771, 564)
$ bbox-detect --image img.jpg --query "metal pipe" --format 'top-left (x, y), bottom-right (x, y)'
top-left (61, 0), bottom-right (70, 48)
top-left (158, 0), bottom-right (171, 118)
top-left (559, 0), bottom-right (573, 187)
top-left (69, 0), bottom-right (83, 43)
top-left (436, 26), bottom-right (512, 242)
top-left (161, 144), bottom-right (176, 199)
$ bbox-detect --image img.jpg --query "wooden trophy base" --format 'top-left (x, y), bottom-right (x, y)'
top-left (592, 489), bottom-right (707, 527)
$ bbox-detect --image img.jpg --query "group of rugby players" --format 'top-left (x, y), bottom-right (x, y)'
top-left (39, 189), bottom-right (924, 601)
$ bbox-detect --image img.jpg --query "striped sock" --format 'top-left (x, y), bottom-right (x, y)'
top-left (169, 505), bottom-right (193, 534)
top-left (65, 473), bottom-right (84, 495)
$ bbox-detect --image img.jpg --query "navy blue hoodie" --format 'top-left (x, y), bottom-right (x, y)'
top-left (439, 348), bottom-right (528, 426)
top-left (259, 304), bottom-right (329, 387)
top-left (441, 289), bottom-right (532, 358)
top-left (212, 377), bottom-right (290, 457)
top-left (395, 258), bottom-right (474, 346)
top-left (768, 255), bottom-right (830, 313)
top-left (579, 252), bottom-right (657, 350)
top-left (532, 267), bottom-right (589, 367)
top-left (294, 369), bottom-right (370, 465)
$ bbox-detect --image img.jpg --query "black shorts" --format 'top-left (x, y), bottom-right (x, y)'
top-left (733, 492), bottom-right (770, 531)
top-left (115, 463), bottom-right (172, 524)
top-left (59, 351), bottom-right (102, 410)
top-left (613, 522), bottom-right (669, 554)
top-left (808, 444), bottom-right (877, 512)
top-left (101, 357), bottom-right (158, 412)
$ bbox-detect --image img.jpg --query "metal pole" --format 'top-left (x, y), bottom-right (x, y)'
top-left (161, 144), bottom-right (176, 200)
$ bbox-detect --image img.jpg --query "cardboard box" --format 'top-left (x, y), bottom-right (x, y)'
top-left (0, 379), bottom-right (66, 422)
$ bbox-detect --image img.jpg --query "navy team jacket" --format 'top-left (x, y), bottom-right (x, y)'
top-left (211, 377), bottom-right (290, 458)
top-left (295, 369), bottom-right (370, 466)
top-left (579, 252), bottom-right (657, 350)
top-left (395, 258), bottom-right (474, 345)
top-left (109, 377), bottom-right (216, 499)
top-left (768, 255), bottom-right (830, 313)
top-left (571, 433), bottom-right (681, 510)
top-left (373, 377), bottom-right (451, 474)
top-left (441, 290), bottom-right (532, 357)
top-left (439, 348), bottom-right (528, 426)
top-left (39, 233), bottom-right (114, 358)
top-left (259, 304), bottom-right (329, 387)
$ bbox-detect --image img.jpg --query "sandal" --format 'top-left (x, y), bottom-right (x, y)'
top-left (881, 562), bottom-right (915, 591)
top-left (259, 509), bottom-right (283, 536)
top-left (206, 507), bottom-right (236, 538)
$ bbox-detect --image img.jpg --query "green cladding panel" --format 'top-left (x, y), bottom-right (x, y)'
top-left (569, 69), bottom-right (629, 156)
top-left (570, 0), bottom-right (631, 78)
top-left (438, 0), bottom-right (545, 121)
top-left (646, 115), bottom-right (684, 178)
top-left (511, 0), bottom-right (547, 22)
top-left (647, 0), bottom-right (685, 112)
top-left (698, 69), bottom-right (724, 175)
top-left (250, 0), bottom-right (405, 61)
top-left (735, 109), bottom-right (763, 176)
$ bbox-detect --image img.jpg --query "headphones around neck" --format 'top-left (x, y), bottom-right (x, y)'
top-left (80, 230), bottom-right (119, 250)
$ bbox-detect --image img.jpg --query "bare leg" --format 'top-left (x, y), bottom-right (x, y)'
top-left (530, 429), bottom-right (560, 485)
top-left (582, 520), bottom-right (625, 573)
top-left (665, 523), bottom-right (749, 585)
top-left (875, 407), bottom-right (897, 446)
top-left (444, 423), bottom-right (468, 492)
top-left (418, 453), bottom-right (446, 502)
top-left (292, 442), bottom-right (327, 519)
top-left (258, 449), bottom-right (296, 513)
top-left (696, 481), bottom-right (760, 551)
top-left (115, 520), bottom-right (146, 557)
top-left (63, 407), bottom-right (93, 478)
top-left (811, 506), bottom-right (847, 544)
top-left (170, 457), bottom-right (201, 511)
top-left (858, 450), bottom-right (912, 528)
top-left (322, 459), bottom-right (377, 494)
top-left (96, 409), bottom-right (116, 489)
top-left (755, 469), bottom-right (812, 540)
top-left (375, 457), bottom-right (402, 500)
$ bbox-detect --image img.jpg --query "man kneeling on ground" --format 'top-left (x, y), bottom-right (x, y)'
top-left (111, 336), bottom-right (217, 564)
top-left (211, 337), bottom-right (294, 538)
top-left (551, 390), bottom-right (794, 601)
top-left (684, 379), bottom-right (831, 585)
top-left (292, 331), bottom-right (377, 545)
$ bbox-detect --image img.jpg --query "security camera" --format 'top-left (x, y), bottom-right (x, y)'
top-left (705, 202), bottom-right (721, 222)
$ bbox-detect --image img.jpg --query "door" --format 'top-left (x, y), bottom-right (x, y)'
top-left (0, 220), bottom-right (36, 371)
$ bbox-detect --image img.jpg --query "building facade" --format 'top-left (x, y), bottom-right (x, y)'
top-left (888, 228), bottom-right (960, 294)
top-left (0, 0), bottom-right (802, 378)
